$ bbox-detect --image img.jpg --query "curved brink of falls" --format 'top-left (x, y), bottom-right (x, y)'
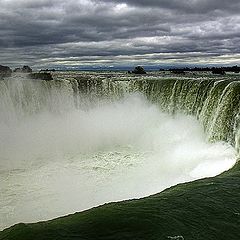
top-left (0, 73), bottom-right (240, 240)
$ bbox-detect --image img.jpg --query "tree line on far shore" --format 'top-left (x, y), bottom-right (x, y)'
top-left (161, 65), bottom-right (240, 75)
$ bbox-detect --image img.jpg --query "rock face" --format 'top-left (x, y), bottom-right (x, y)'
top-left (29, 72), bottom-right (53, 81)
top-left (0, 65), bottom-right (12, 78)
top-left (132, 66), bottom-right (146, 74)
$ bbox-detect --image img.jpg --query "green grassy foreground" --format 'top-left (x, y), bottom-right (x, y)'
top-left (1, 162), bottom-right (240, 240)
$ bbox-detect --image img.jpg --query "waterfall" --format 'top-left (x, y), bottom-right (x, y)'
top-left (69, 76), bottom-right (240, 155)
top-left (0, 74), bottom-right (239, 154)
top-left (0, 73), bottom-right (238, 231)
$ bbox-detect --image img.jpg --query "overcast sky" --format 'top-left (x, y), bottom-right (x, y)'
top-left (0, 0), bottom-right (240, 69)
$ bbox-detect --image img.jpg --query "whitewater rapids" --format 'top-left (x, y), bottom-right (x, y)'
top-left (0, 92), bottom-right (236, 230)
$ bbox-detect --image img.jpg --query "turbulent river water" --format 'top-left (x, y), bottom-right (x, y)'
top-left (0, 73), bottom-right (237, 230)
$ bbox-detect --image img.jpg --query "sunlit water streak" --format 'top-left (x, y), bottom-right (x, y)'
top-left (0, 92), bottom-right (236, 230)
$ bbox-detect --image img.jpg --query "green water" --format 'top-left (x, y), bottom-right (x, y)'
top-left (1, 71), bottom-right (240, 239)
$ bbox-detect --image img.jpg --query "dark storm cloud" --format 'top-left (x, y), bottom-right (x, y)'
top-left (0, 0), bottom-right (239, 68)
top-left (102, 0), bottom-right (240, 14)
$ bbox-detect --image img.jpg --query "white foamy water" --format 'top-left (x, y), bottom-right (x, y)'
top-left (0, 93), bottom-right (236, 230)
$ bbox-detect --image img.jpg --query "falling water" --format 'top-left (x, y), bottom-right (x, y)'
top-left (0, 74), bottom-right (237, 230)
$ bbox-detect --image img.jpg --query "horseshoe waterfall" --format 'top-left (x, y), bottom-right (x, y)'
top-left (0, 72), bottom-right (240, 240)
